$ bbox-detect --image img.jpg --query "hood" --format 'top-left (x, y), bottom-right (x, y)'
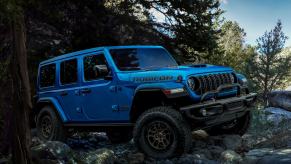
top-left (120, 64), bottom-right (234, 83)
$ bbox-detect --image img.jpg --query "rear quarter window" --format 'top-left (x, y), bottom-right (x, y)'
top-left (39, 64), bottom-right (56, 88)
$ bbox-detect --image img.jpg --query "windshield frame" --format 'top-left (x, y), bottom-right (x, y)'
top-left (108, 47), bottom-right (178, 72)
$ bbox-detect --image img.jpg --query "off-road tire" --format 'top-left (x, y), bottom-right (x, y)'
top-left (36, 106), bottom-right (67, 141)
top-left (208, 111), bottom-right (251, 136)
top-left (106, 127), bottom-right (133, 143)
top-left (133, 106), bottom-right (192, 159)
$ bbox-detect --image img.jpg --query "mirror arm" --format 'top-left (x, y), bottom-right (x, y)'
top-left (104, 75), bottom-right (113, 80)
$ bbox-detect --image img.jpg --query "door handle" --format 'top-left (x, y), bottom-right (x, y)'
top-left (109, 86), bottom-right (118, 92)
top-left (60, 91), bottom-right (68, 96)
top-left (80, 88), bottom-right (91, 94)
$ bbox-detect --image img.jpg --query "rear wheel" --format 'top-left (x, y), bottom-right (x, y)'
top-left (133, 107), bottom-right (192, 159)
top-left (36, 106), bottom-right (67, 141)
top-left (208, 111), bottom-right (251, 136)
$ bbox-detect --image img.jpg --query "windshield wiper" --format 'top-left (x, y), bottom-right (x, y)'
top-left (119, 67), bottom-right (142, 71)
top-left (143, 65), bottom-right (178, 71)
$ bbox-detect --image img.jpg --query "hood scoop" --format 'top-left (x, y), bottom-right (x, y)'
top-left (189, 64), bottom-right (208, 68)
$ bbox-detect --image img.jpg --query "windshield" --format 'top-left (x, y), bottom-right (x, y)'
top-left (109, 48), bottom-right (178, 71)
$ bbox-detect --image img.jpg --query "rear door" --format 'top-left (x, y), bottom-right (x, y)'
top-left (80, 52), bottom-right (119, 122)
top-left (57, 58), bottom-right (85, 121)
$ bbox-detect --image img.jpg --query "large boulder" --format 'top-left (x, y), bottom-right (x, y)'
top-left (242, 134), bottom-right (260, 150)
top-left (79, 148), bottom-right (115, 164)
top-left (127, 152), bottom-right (145, 164)
top-left (220, 150), bottom-right (243, 164)
top-left (253, 130), bottom-right (291, 149)
top-left (244, 148), bottom-right (291, 164)
top-left (31, 141), bottom-right (75, 163)
top-left (208, 146), bottom-right (225, 159)
top-left (268, 91), bottom-right (291, 111)
top-left (192, 130), bottom-right (209, 141)
top-left (265, 107), bottom-right (291, 126)
top-left (222, 135), bottom-right (242, 151)
top-left (173, 154), bottom-right (217, 164)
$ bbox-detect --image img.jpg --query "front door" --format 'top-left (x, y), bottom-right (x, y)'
top-left (80, 52), bottom-right (119, 122)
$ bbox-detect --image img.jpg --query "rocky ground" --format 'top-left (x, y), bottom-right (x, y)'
top-left (2, 107), bottom-right (291, 164)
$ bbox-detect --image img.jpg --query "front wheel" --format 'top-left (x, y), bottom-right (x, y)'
top-left (36, 106), bottom-right (67, 141)
top-left (133, 107), bottom-right (192, 159)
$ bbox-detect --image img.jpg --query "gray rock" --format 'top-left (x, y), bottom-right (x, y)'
top-left (174, 154), bottom-right (217, 164)
top-left (31, 137), bottom-right (44, 147)
top-left (192, 148), bottom-right (213, 159)
top-left (208, 135), bottom-right (224, 146)
top-left (128, 152), bottom-right (145, 164)
top-left (245, 148), bottom-right (274, 157)
top-left (268, 91), bottom-right (291, 111)
top-left (220, 150), bottom-right (243, 164)
top-left (256, 149), bottom-right (291, 164)
top-left (193, 140), bottom-right (207, 148)
top-left (244, 148), bottom-right (291, 164)
top-left (208, 146), bottom-right (225, 159)
top-left (265, 107), bottom-right (291, 126)
top-left (243, 155), bottom-right (260, 164)
top-left (257, 155), bottom-right (291, 164)
top-left (80, 148), bottom-right (115, 164)
top-left (222, 135), bottom-right (242, 150)
top-left (155, 159), bottom-right (173, 164)
top-left (192, 130), bottom-right (209, 141)
top-left (242, 134), bottom-right (258, 150)
top-left (31, 141), bottom-right (73, 162)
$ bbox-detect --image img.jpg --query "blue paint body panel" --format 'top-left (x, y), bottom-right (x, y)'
top-left (36, 45), bottom-right (246, 123)
top-left (37, 97), bottom-right (69, 122)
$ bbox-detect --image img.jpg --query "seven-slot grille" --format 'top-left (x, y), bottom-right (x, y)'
top-left (190, 73), bottom-right (235, 95)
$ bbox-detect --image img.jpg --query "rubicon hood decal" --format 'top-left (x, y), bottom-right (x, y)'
top-left (133, 76), bottom-right (174, 82)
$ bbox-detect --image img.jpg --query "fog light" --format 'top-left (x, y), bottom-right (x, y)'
top-left (163, 88), bottom-right (185, 95)
top-left (201, 108), bottom-right (207, 116)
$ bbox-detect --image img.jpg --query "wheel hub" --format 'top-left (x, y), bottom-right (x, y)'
top-left (41, 116), bottom-right (52, 138)
top-left (146, 121), bottom-right (174, 150)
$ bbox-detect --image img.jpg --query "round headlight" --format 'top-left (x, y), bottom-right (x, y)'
top-left (187, 78), bottom-right (195, 90)
top-left (239, 77), bottom-right (248, 86)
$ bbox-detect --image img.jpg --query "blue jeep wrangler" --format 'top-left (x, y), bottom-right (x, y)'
top-left (35, 45), bottom-right (256, 158)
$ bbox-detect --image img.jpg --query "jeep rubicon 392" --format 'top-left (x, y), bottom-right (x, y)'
top-left (34, 46), bottom-right (256, 158)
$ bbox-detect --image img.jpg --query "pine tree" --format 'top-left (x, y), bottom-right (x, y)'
top-left (246, 20), bottom-right (291, 104)
top-left (112, 0), bottom-right (223, 62)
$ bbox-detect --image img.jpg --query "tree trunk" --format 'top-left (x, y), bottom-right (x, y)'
top-left (9, 10), bottom-right (32, 164)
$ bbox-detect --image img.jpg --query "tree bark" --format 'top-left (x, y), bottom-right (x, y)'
top-left (9, 10), bottom-right (32, 164)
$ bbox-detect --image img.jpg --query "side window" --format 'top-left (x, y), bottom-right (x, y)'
top-left (60, 59), bottom-right (78, 85)
top-left (83, 54), bottom-right (109, 81)
top-left (39, 64), bottom-right (56, 88)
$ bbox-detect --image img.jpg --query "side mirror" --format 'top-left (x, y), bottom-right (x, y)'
top-left (94, 65), bottom-right (109, 76)
top-left (94, 65), bottom-right (112, 80)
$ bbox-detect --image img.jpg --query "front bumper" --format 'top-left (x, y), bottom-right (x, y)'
top-left (180, 84), bottom-right (257, 126)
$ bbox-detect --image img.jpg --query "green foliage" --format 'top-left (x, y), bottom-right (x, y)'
top-left (109, 0), bottom-right (224, 62)
top-left (245, 20), bottom-right (291, 102)
top-left (210, 21), bottom-right (254, 72)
